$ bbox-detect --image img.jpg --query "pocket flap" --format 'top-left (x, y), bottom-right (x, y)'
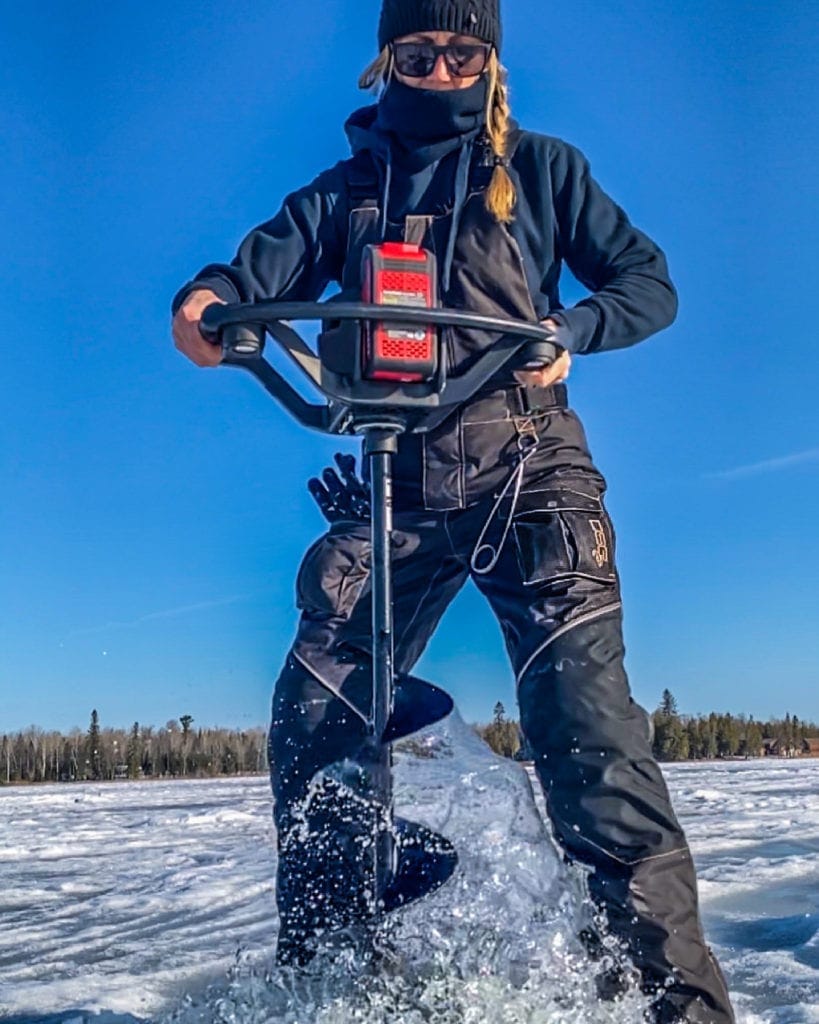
top-left (512, 492), bottom-right (617, 586)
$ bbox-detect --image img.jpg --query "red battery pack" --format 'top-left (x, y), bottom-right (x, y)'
top-left (361, 242), bottom-right (438, 382)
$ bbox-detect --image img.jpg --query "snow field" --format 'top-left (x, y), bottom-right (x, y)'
top-left (1, 723), bottom-right (818, 1023)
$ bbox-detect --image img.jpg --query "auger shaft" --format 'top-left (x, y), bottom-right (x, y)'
top-left (363, 427), bottom-right (401, 918)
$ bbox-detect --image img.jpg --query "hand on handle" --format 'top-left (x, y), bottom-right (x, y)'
top-left (513, 317), bottom-right (571, 388)
top-left (172, 289), bottom-right (226, 367)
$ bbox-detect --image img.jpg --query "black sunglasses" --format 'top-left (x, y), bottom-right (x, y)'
top-left (391, 41), bottom-right (491, 79)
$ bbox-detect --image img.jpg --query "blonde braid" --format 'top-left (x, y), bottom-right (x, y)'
top-left (485, 52), bottom-right (516, 223)
top-left (359, 47), bottom-right (393, 92)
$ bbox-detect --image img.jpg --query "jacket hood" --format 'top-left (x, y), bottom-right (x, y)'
top-left (344, 104), bottom-right (387, 160)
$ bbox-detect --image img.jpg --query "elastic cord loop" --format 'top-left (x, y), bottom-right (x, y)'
top-left (470, 436), bottom-right (538, 576)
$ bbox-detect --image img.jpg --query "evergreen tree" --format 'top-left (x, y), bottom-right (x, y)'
top-left (126, 722), bottom-right (141, 779)
top-left (704, 718), bottom-right (718, 760)
top-left (716, 713), bottom-right (740, 757)
top-left (652, 690), bottom-right (687, 761)
top-left (86, 709), bottom-right (102, 780)
top-left (686, 718), bottom-right (703, 759)
top-left (479, 704), bottom-right (521, 759)
top-left (659, 689), bottom-right (679, 716)
top-left (179, 715), bottom-right (194, 775)
top-left (1, 735), bottom-right (12, 784)
top-left (744, 719), bottom-right (763, 758)
top-left (654, 714), bottom-right (687, 761)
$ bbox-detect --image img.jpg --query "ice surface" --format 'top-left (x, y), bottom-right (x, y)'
top-left (1, 719), bottom-right (818, 1023)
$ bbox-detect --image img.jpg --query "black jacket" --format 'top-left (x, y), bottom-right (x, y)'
top-left (174, 109), bottom-right (677, 356)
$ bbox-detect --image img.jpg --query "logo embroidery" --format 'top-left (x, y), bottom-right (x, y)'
top-left (590, 519), bottom-right (609, 569)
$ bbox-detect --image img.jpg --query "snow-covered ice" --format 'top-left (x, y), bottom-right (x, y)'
top-left (1, 714), bottom-right (817, 1023)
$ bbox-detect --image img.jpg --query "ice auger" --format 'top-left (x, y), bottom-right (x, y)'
top-left (200, 242), bottom-right (557, 954)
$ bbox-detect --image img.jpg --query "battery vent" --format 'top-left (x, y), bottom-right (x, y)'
top-left (380, 271), bottom-right (430, 305)
top-left (380, 337), bottom-right (431, 360)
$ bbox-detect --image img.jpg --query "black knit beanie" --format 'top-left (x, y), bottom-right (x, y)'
top-left (378, 0), bottom-right (502, 52)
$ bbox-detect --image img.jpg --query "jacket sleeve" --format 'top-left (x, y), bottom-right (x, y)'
top-left (171, 164), bottom-right (348, 314)
top-left (548, 141), bottom-right (678, 355)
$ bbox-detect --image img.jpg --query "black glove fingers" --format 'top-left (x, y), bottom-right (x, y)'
top-left (308, 454), bottom-right (372, 523)
top-left (307, 477), bottom-right (341, 522)
top-left (335, 454), bottom-right (371, 516)
top-left (322, 467), bottom-right (354, 515)
top-left (334, 453), bottom-right (361, 489)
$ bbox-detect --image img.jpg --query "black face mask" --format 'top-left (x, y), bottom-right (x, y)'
top-left (373, 75), bottom-right (490, 292)
top-left (377, 75), bottom-right (488, 155)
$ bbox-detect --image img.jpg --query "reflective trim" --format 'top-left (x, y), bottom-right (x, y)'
top-left (515, 601), bottom-right (623, 686)
top-left (291, 650), bottom-right (370, 727)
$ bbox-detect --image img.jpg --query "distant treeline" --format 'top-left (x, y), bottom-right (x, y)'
top-left (648, 689), bottom-right (819, 762)
top-left (4, 694), bottom-right (819, 784)
top-left (0, 710), bottom-right (267, 785)
top-left (475, 694), bottom-right (819, 764)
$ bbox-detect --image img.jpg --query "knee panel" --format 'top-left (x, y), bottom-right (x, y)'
top-left (518, 613), bottom-right (684, 866)
top-left (269, 655), bottom-right (370, 820)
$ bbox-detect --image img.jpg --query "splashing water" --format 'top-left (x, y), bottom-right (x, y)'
top-left (162, 711), bottom-right (649, 1024)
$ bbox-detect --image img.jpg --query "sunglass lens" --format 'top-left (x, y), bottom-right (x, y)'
top-left (447, 45), bottom-right (488, 76)
top-left (393, 44), bottom-right (436, 77)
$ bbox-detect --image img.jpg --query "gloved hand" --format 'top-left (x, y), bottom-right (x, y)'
top-left (308, 454), bottom-right (371, 523)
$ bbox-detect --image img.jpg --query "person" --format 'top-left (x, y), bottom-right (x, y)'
top-left (172, 2), bottom-right (736, 1021)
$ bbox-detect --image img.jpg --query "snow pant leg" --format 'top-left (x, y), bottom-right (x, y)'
top-left (464, 478), bottom-right (735, 1023)
top-left (517, 611), bottom-right (735, 1024)
top-left (268, 516), bottom-right (469, 963)
top-left (270, 650), bottom-right (386, 964)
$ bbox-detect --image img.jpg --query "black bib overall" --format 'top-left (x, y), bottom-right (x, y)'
top-left (268, 145), bottom-right (734, 1023)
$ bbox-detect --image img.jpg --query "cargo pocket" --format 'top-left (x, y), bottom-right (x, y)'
top-left (512, 488), bottom-right (617, 586)
top-left (296, 531), bottom-right (372, 620)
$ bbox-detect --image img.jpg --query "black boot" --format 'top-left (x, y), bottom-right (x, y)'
top-left (588, 851), bottom-right (734, 1023)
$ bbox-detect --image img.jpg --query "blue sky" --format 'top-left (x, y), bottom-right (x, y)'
top-left (2, 1), bottom-right (817, 734)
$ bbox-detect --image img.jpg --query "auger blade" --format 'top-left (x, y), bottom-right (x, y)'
top-left (274, 775), bottom-right (457, 967)
top-left (382, 674), bottom-right (454, 745)
top-left (383, 817), bottom-right (458, 913)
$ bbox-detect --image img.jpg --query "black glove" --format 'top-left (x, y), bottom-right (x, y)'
top-left (308, 453), bottom-right (371, 523)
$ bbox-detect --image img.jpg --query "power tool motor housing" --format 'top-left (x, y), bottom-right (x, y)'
top-left (361, 243), bottom-right (438, 383)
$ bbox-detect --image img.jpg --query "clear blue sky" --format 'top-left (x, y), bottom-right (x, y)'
top-left (2, 1), bottom-right (817, 734)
